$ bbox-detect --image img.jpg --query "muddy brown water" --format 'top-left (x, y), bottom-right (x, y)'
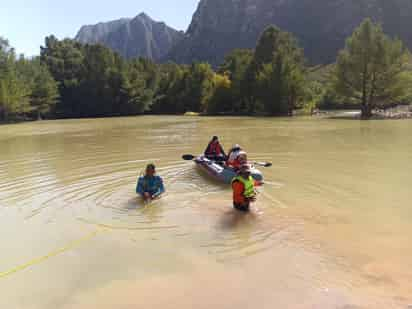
top-left (1, 116), bottom-right (412, 309)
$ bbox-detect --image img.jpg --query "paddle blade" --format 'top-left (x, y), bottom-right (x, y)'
top-left (253, 161), bottom-right (272, 168)
top-left (182, 154), bottom-right (195, 161)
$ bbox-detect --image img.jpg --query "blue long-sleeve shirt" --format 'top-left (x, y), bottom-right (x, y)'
top-left (136, 175), bottom-right (165, 197)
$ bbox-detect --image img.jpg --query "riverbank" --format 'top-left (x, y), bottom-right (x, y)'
top-left (372, 105), bottom-right (412, 119)
top-left (0, 120), bottom-right (26, 126)
top-left (2, 105), bottom-right (412, 125)
top-left (0, 116), bottom-right (36, 125)
top-left (318, 105), bottom-right (412, 120)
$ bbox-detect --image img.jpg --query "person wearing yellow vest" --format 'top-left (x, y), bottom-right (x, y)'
top-left (232, 164), bottom-right (256, 212)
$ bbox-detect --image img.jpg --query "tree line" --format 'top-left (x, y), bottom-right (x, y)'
top-left (1, 18), bottom-right (411, 121)
top-left (0, 38), bottom-right (58, 121)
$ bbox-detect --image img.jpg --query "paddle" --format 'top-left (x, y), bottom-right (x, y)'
top-left (252, 161), bottom-right (273, 168)
top-left (182, 154), bottom-right (272, 168)
top-left (182, 154), bottom-right (196, 161)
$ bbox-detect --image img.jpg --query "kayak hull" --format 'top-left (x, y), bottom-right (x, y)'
top-left (194, 156), bottom-right (264, 185)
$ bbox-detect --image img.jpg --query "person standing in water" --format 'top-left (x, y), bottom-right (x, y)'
top-left (232, 164), bottom-right (257, 212)
top-left (136, 164), bottom-right (165, 202)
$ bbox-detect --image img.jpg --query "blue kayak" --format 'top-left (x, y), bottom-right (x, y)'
top-left (194, 156), bottom-right (264, 185)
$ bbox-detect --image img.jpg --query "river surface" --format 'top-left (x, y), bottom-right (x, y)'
top-left (1, 116), bottom-right (412, 309)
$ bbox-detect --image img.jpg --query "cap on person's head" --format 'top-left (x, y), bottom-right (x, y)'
top-left (238, 151), bottom-right (247, 158)
top-left (212, 136), bottom-right (219, 141)
top-left (233, 144), bottom-right (241, 150)
top-left (146, 163), bottom-right (156, 171)
top-left (239, 164), bottom-right (252, 173)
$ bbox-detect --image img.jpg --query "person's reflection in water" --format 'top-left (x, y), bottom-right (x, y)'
top-left (125, 195), bottom-right (164, 226)
top-left (216, 207), bottom-right (263, 260)
top-left (220, 207), bottom-right (259, 230)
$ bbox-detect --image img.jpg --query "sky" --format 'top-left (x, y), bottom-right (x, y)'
top-left (1, 0), bottom-right (200, 56)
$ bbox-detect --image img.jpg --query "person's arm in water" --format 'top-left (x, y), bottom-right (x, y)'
top-left (248, 181), bottom-right (257, 202)
top-left (152, 176), bottom-right (165, 198)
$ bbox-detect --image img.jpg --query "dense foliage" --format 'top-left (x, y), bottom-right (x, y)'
top-left (253, 27), bottom-right (306, 115)
top-left (0, 38), bottom-right (58, 121)
top-left (1, 19), bottom-right (411, 122)
top-left (40, 36), bottom-right (158, 118)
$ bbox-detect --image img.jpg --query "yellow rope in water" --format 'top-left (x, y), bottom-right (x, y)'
top-left (0, 229), bottom-right (104, 279)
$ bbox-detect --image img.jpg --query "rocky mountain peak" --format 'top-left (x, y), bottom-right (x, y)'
top-left (75, 12), bottom-right (184, 61)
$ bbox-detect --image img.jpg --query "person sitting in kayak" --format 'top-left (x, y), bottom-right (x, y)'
top-left (227, 150), bottom-right (248, 170)
top-left (227, 144), bottom-right (242, 163)
top-left (232, 164), bottom-right (257, 212)
top-left (204, 136), bottom-right (226, 161)
top-left (136, 164), bottom-right (165, 202)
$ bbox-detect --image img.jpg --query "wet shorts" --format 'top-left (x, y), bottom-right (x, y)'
top-left (234, 203), bottom-right (250, 212)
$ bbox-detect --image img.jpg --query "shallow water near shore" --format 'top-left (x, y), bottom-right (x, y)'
top-left (1, 116), bottom-right (412, 309)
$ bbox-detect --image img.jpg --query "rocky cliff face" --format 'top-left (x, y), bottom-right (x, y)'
top-left (75, 18), bottom-right (131, 45)
top-left (75, 13), bottom-right (184, 61)
top-left (167, 0), bottom-right (412, 65)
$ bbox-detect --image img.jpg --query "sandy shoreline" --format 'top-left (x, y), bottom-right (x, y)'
top-left (320, 105), bottom-right (412, 120)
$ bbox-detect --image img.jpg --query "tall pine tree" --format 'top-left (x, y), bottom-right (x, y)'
top-left (334, 19), bottom-right (412, 118)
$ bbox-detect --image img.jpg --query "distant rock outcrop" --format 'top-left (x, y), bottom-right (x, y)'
top-left (75, 13), bottom-right (184, 61)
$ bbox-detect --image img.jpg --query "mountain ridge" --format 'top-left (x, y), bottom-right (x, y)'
top-left (75, 1), bottom-right (412, 65)
top-left (75, 13), bottom-right (184, 61)
top-left (166, 0), bottom-right (412, 65)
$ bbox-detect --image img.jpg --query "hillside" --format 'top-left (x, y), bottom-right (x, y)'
top-left (167, 0), bottom-right (412, 65)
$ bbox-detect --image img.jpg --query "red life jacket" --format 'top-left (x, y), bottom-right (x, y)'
top-left (207, 141), bottom-right (222, 156)
top-left (229, 158), bottom-right (242, 169)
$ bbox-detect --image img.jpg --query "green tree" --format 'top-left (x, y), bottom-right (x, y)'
top-left (152, 63), bottom-right (187, 114)
top-left (205, 73), bottom-right (232, 114)
top-left (181, 63), bottom-right (215, 113)
top-left (0, 75), bottom-right (30, 121)
top-left (252, 26), bottom-right (306, 115)
top-left (119, 64), bottom-right (152, 115)
top-left (41, 36), bottom-right (84, 117)
top-left (334, 19), bottom-right (412, 118)
top-left (30, 60), bottom-right (59, 119)
top-left (218, 49), bottom-right (253, 113)
top-left (0, 42), bottom-right (31, 121)
top-left (302, 81), bottom-right (324, 114)
top-left (40, 37), bottom-right (162, 118)
top-left (78, 44), bottom-right (123, 116)
top-left (122, 58), bottom-right (160, 114)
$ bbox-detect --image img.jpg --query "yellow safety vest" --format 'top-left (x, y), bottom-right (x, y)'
top-left (232, 176), bottom-right (255, 198)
